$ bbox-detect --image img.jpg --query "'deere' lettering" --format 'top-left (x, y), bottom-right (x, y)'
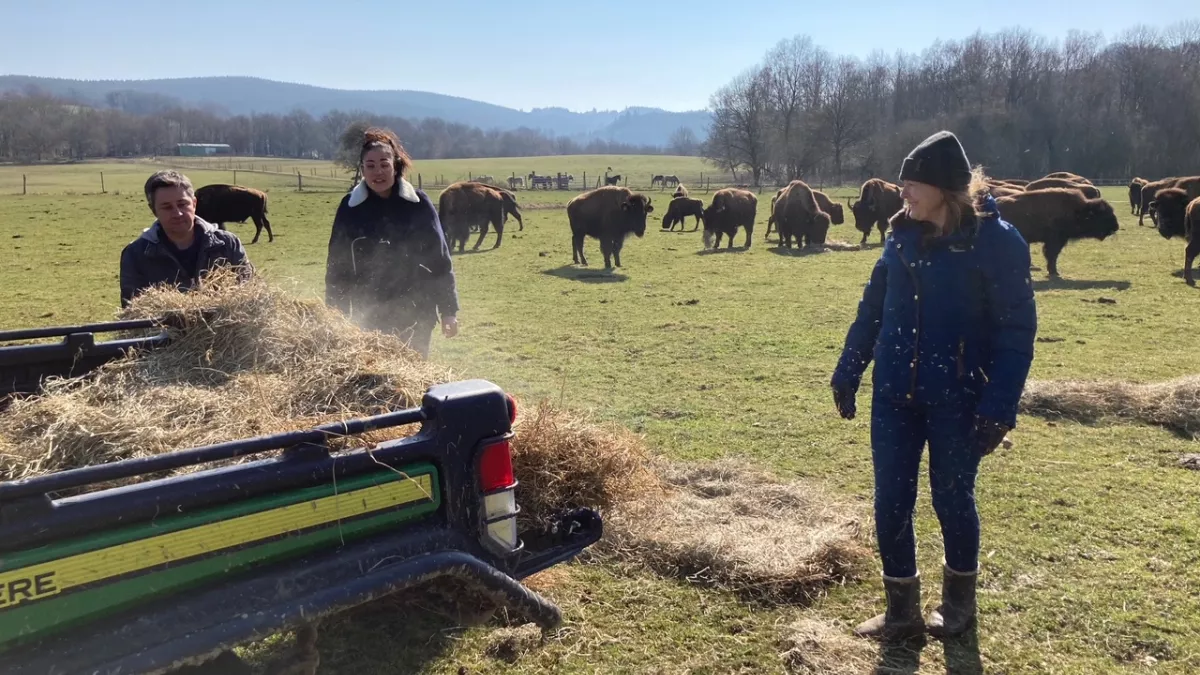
top-left (0, 571), bottom-right (60, 608)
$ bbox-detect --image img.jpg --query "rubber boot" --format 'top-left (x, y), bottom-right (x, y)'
top-left (927, 564), bottom-right (978, 639)
top-left (854, 574), bottom-right (925, 641)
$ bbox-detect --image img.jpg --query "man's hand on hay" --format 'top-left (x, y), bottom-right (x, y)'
top-left (969, 416), bottom-right (1010, 458)
top-left (441, 314), bottom-right (458, 338)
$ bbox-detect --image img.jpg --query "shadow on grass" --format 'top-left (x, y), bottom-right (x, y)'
top-left (768, 246), bottom-right (827, 258)
top-left (240, 580), bottom-right (507, 675)
top-left (695, 246), bottom-right (751, 256)
top-left (1169, 270), bottom-right (1198, 286)
top-left (541, 265), bottom-right (629, 283)
top-left (449, 247), bottom-right (500, 256)
top-left (940, 625), bottom-right (985, 675)
top-left (1032, 278), bottom-right (1132, 292)
top-left (875, 635), bottom-right (924, 674)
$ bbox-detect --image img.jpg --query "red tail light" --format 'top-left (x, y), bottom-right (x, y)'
top-left (478, 440), bottom-right (514, 492)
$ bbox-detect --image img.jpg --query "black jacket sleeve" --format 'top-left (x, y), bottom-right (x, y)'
top-left (416, 195), bottom-right (460, 317)
top-left (119, 242), bottom-right (147, 309)
top-left (324, 199), bottom-right (356, 315)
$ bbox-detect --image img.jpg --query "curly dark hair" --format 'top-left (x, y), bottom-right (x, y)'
top-left (360, 127), bottom-right (413, 178)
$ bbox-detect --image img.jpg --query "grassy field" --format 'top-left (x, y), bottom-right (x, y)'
top-left (1, 161), bottom-right (1198, 674)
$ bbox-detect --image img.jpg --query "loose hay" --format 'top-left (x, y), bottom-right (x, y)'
top-left (779, 618), bottom-right (876, 675)
top-left (1021, 376), bottom-right (1200, 439)
top-left (599, 460), bottom-right (869, 603)
top-left (483, 623), bottom-right (543, 663)
top-left (1179, 454), bottom-right (1200, 471)
top-left (511, 400), bottom-right (662, 528)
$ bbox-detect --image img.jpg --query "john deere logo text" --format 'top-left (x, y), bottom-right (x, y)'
top-left (0, 572), bottom-right (58, 608)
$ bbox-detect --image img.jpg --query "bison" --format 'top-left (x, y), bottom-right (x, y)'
top-left (1137, 177), bottom-right (1200, 226)
top-left (996, 178), bottom-right (1029, 187)
top-left (194, 184), bottom-right (273, 244)
top-left (1151, 188), bottom-right (1200, 286)
top-left (771, 180), bottom-right (828, 250)
top-left (672, 184), bottom-right (689, 199)
top-left (988, 184), bottom-right (1025, 199)
top-left (1024, 178), bottom-right (1101, 199)
top-left (996, 188), bottom-right (1119, 278)
top-left (1129, 177), bottom-right (1148, 216)
top-left (661, 196), bottom-right (704, 232)
top-left (848, 178), bottom-right (903, 246)
top-left (1044, 172), bottom-right (1093, 185)
top-left (701, 188), bottom-right (757, 249)
top-left (812, 190), bottom-right (845, 225)
top-left (567, 186), bottom-right (654, 268)
top-left (438, 181), bottom-right (522, 253)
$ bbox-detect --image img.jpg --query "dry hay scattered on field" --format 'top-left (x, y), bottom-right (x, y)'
top-left (0, 272), bottom-right (867, 606)
top-left (779, 618), bottom-right (876, 675)
top-left (598, 460), bottom-right (870, 603)
top-left (1020, 376), bottom-right (1200, 440)
top-left (822, 240), bottom-right (862, 252)
top-left (1179, 454), bottom-right (1200, 471)
top-left (483, 623), bottom-right (543, 664)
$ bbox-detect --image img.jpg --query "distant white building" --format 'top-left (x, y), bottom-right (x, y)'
top-left (176, 143), bottom-right (232, 157)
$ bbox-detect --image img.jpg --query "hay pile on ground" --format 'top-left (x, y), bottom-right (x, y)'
top-left (779, 618), bottom-right (876, 674)
top-left (1021, 376), bottom-right (1200, 439)
top-left (599, 461), bottom-right (869, 603)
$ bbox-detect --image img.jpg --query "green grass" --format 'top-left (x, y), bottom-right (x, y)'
top-left (1, 161), bottom-right (1198, 674)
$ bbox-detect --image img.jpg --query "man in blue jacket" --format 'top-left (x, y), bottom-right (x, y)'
top-left (831, 131), bottom-right (1037, 641)
top-left (120, 170), bottom-right (252, 308)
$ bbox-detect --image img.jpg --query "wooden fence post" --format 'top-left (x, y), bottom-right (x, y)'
top-left (101, 172), bottom-right (106, 194)
top-left (23, 174), bottom-right (27, 195)
top-left (418, 174), bottom-right (423, 190)
top-left (297, 173), bottom-right (303, 191)
top-left (233, 170), bottom-right (237, 184)
top-left (582, 172), bottom-right (586, 189)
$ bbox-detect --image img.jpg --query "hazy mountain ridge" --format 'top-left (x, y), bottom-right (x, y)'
top-left (0, 75), bottom-right (710, 147)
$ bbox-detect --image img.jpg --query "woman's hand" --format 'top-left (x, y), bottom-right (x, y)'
top-left (441, 315), bottom-right (458, 338)
top-left (831, 377), bottom-right (857, 420)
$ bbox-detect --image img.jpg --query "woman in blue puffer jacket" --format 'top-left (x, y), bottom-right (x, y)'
top-left (831, 131), bottom-right (1037, 641)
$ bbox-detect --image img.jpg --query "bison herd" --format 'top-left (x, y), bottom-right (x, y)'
top-left (191, 167), bottom-right (1199, 285)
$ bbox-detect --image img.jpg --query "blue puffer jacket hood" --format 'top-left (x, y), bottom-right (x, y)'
top-left (833, 194), bottom-right (1038, 427)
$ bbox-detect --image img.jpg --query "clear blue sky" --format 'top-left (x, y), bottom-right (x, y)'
top-left (3, 0), bottom-right (1197, 112)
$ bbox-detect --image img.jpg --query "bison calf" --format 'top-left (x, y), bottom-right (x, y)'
top-left (662, 196), bottom-right (704, 232)
top-left (567, 186), bottom-right (654, 268)
top-left (195, 184), bottom-right (273, 244)
top-left (996, 188), bottom-right (1119, 278)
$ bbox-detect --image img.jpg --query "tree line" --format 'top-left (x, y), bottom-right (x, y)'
top-left (703, 22), bottom-right (1200, 186)
top-left (0, 89), bottom-right (687, 163)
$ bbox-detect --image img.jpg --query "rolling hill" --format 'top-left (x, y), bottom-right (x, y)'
top-left (0, 75), bottom-right (711, 148)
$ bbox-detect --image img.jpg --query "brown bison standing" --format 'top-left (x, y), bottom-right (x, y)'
top-left (813, 190), bottom-right (844, 225)
top-left (567, 186), bottom-right (654, 268)
top-left (1129, 177), bottom-right (1148, 216)
top-left (996, 188), bottom-right (1119, 278)
top-left (701, 188), bottom-right (757, 249)
top-left (1044, 172), bottom-right (1093, 185)
top-left (770, 180), bottom-right (828, 250)
top-left (661, 196), bottom-right (704, 231)
top-left (194, 184), bottom-right (273, 243)
top-left (1138, 177), bottom-right (1181, 226)
top-left (848, 179), bottom-right (903, 246)
top-left (1152, 188), bottom-right (1200, 285)
top-left (438, 181), bottom-right (523, 253)
top-left (1024, 178), bottom-right (1101, 199)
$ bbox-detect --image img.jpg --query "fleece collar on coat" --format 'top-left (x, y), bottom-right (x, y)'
top-left (348, 177), bottom-right (419, 207)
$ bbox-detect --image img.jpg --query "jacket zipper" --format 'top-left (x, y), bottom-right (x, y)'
top-left (895, 243), bottom-right (921, 402)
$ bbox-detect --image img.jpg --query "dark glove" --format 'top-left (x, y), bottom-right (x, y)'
top-left (831, 377), bottom-right (858, 421)
top-left (969, 416), bottom-right (1010, 458)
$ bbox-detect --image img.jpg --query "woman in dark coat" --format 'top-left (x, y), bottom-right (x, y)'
top-left (831, 131), bottom-right (1037, 641)
top-left (325, 127), bottom-right (459, 358)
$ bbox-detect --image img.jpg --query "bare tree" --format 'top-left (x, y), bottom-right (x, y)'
top-left (706, 67), bottom-right (772, 185)
top-left (668, 126), bottom-right (699, 156)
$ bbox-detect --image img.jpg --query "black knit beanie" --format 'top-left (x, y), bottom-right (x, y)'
top-left (899, 131), bottom-right (972, 191)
